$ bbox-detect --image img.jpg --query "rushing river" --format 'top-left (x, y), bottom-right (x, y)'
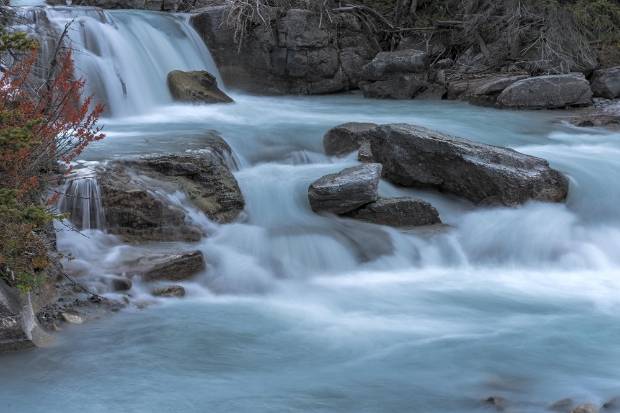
top-left (2, 7), bottom-right (620, 413)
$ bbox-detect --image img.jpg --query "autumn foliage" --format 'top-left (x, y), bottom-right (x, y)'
top-left (0, 33), bottom-right (105, 291)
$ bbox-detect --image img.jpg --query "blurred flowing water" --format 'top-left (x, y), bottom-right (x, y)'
top-left (2, 8), bottom-right (620, 413)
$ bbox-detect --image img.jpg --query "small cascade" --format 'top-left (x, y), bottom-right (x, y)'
top-left (58, 170), bottom-right (105, 230)
top-left (23, 6), bottom-right (222, 117)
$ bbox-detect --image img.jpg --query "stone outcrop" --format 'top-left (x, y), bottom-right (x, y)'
top-left (359, 50), bottom-right (430, 99)
top-left (191, 7), bottom-right (379, 95)
top-left (323, 122), bottom-right (378, 156)
top-left (327, 122), bottom-right (569, 206)
top-left (136, 251), bottom-right (205, 282)
top-left (590, 66), bottom-right (620, 99)
top-left (95, 133), bottom-right (244, 242)
top-left (167, 70), bottom-right (233, 104)
top-left (497, 73), bottom-right (593, 109)
top-left (308, 164), bottom-right (381, 214)
top-left (346, 198), bottom-right (441, 227)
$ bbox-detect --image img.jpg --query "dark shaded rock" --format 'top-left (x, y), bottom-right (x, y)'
top-left (97, 163), bottom-right (203, 243)
top-left (473, 75), bottom-right (529, 96)
top-left (167, 70), bottom-right (232, 103)
top-left (360, 74), bottom-right (428, 99)
top-left (447, 74), bottom-right (528, 101)
top-left (357, 141), bottom-right (374, 163)
top-left (346, 197), bottom-right (441, 227)
top-left (603, 397), bottom-right (620, 410)
top-left (365, 123), bottom-right (569, 205)
top-left (571, 404), bottom-right (599, 413)
top-left (138, 251), bottom-right (205, 282)
top-left (497, 73), bottom-right (592, 109)
top-left (591, 67), bottom-right (620, 99)
top-left (110, 277), bottom-right (132, 292)
top-left (362, 49), bottom-right (427, 81)
top-left (549, 398), bottom-right (574, 412)
top-left (308, 164), bottom-right (382, 214)
top-left (323, 122), bottom-right (378, 156)
top-left (151, 285), bottom-right (186, 298)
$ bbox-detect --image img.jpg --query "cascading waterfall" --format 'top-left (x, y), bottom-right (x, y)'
top-left (58, 167), bottom-right (105, 230)
top-left (38, 7), bottom-right (221, 116)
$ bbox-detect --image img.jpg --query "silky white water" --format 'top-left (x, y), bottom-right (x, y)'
top-left (2, 8), bottom-right (620, 413)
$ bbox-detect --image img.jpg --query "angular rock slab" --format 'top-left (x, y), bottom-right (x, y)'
top-left (137, 251), bottom-right (206, 282)
top-left (366, 124), bottom-right (569, 206)
top-left (167, 70), bottom-right (233, 104)
top-left (497, 73), bottom-right (592, 109)
top-left (308, 164), bottom-right (382, 214)
top-left (362, 49), bottom-right (427, 81)
top-left (323, 122), bottom-right (378, 156)
top-left (346, 198), bottom-right (441, 227)
top-left (591, 66), bottom-right (620, 99)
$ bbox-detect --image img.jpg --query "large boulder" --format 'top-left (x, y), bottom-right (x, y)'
top-left (590, 66), bottom-right (620, 99)
top-left (336, 123), bottom-right (568, 206)
top-left (362, 49), bottom-right (427, 81)
top-left (360, 74), bottom-right (428, 99)
top-left (308, 164), bottom-right (382, 214)
top-left (135, 251), bottom-right (205, 282)
top-left (95, 133), bottom-right (244, 242)
top-left (191, 6), bottom-right (379, 95)
top-left (0, 281), bottom-right (33, 352)
top-left (346, 198), bottom-right (441, 227)
top-left (323, 122), bottom-right (378, 156)
top-left (497, 73), bottom-right (592, 109)
top-left (167, 70), bottom-right (233, 104)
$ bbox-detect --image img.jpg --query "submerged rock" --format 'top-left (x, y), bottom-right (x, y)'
top-left (549, 398), bottom-right (575, 412)
top-left (569, 113), bottom-right (620, 130)
top-left (308, 164), bottom-right (382, 214)
top-left (323, 122), bottom-right (378, 156)
top-left (137, 251), bottom-right (205, 282)
top-left (167, 70), bottom-right (233, 104)
top-left (571, 404), bottom-right (599, 413)
top-left (151, 285), bottom-right (186, 298)
top-left (61, 310), bottom-right (84, 325)
top-left (110, 277), bottom-right (132, 292)
top-left (497, 73), bottom-right (592, 109)
top-left (590, 66), bottom-right (620, 99)
top-left (346, 197), bottom-right (441, 227)
top-left (330, 122), bottom-right (568, 205)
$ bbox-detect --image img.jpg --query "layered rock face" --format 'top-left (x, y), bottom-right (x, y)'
top-left (323, 122), bottom-right (569, 206)
top-left (167, 70), bottom-right (233, 103)
top-left (191, 7), bottom-right (379, 95)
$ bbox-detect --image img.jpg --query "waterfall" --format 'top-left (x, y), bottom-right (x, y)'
top-left (38, 7), bottom-right (222, 117)
top-left (58, 169), bottom-right (105, 230)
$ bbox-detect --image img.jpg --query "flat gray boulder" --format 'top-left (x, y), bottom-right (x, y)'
top-left (308, 164), bottom-right (382, 214)
top-left (346, 198), bottom-right (441, 227)
top-left (497, 73), bottom-right (592, 109)
top-left (591, 66), bottom-right (620, 99)
top-left (323, 122), bottom-right (378, 156)
top-left (167, 70), bottom-right (233, 104)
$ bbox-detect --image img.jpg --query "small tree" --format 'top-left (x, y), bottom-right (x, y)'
top-left (0, 27), bottom-right (105, 291)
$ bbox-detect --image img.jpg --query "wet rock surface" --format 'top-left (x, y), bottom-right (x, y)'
top-left (167, 70), bottom-right (233, 104)
top-left (346, 197), bottom-right (441, 227)
top-left (327, 122), bottom-right (568, 205)
top-left (308, 164), bottom-right (382, 214)
top-left (151, 285), bottom-right (186, 298)
top-left (134, 251), bottom-right (205, 282)
top-left (323, 122), bottom-right (378, 156)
